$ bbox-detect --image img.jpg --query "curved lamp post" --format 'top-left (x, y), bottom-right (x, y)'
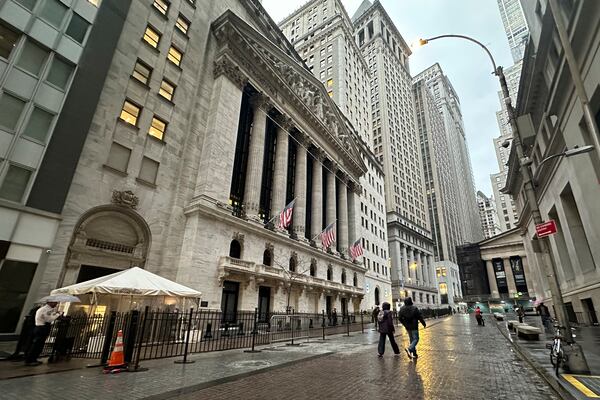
top-left (419, 34), bottom-right (591, 373)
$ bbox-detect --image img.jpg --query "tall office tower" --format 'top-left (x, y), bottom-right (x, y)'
top-left (353, 0), bottom-right (438, 310)
top-left (497, 0), bottom-right (529, 63)
top-left (280, 0), bottom-right (392, 308)
top-left (477, 191), bottom-right (501, 239)
top-left (413, 64), bottom-right (483, 244)
top-left (491, 0), bottom-right (528, 231)
top-left (412, 79), bottom-right (462, 264)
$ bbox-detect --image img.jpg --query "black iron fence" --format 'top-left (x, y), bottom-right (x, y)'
top-left (8, 307), bottom-right (453, 364)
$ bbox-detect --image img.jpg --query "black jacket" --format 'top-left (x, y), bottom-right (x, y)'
top-left (377, 310), bottom-right (395, 334)
top-left (399, 305), bottom-right (426, 331)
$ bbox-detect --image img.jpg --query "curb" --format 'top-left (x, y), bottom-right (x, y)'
top-left (494, 321), bottom-right (576, 400)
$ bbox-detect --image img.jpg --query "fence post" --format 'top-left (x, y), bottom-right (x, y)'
top-left (129, 307), bottom-right (150, 372)
top-left (100, 311), bottom-right (117, 366)
top-left (322, 310), bottom-right (326, 341)
top-left (346, 312), bottom-right (350, 337)
top-left (244, 308), bottom-right (261, 353)
top-left (175, 308), bottom-right (195, 364)
top-left (286, 309), bottom-right (301, 346)
top-left (361, 311), bottom-right (364, 334)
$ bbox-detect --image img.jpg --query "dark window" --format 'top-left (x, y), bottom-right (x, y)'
top-left (327, 266), bottom-right (332, 281)
top-left (353, 273), bottom-right (357, 287)
top-left (310, 262), bottom-right (316, 277)
top-left (229, 240), bottom-right (241, 259)
top-left (0, 260), bottom-right (37, 333)
top-left (341, 271), bottom-right (346, 284)
top-left (0, 23), bottom-right (20, 59)
top-left (289, 257), bottom-right (296, 272)
top-left (65, 14), bottom-right (90, 43)
top-left (262, 250), bottom-right (272, 266)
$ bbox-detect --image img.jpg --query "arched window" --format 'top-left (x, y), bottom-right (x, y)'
top-left (229, 240), bottom-right (241, 259)
top-left (353, 272), bottom-right (358, 287)
top-left (262, 249), bottom-right (272, 266)
top-left (341, 270), bottom-right (347, 284)
top-left (310, 260), bottom-right (316, 277)
top-left (374, 287), bottom-right (380, 305)
top-left (327, 266), bottom-right (333, 281)
top-left (289, 256), bottom-right (296, 272)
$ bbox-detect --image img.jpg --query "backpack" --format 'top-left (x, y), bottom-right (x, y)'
top-left (377, 310), bottom-right (386, 322)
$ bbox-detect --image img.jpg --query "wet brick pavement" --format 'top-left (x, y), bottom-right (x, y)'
top-left (172, 315), bottom-right (559, 400)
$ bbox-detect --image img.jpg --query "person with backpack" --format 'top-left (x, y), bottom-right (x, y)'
top-left (376, 302), bottom-right (400, 357)
top-left (399, 297), bottom-right (426, 359)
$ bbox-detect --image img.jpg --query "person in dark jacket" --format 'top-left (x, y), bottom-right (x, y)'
top-left (398, 297), bottom-right (426, 359)
top-left (372, 305), bottom-right (380, 331)
top-left (377, 302), bottom-right (400, 357)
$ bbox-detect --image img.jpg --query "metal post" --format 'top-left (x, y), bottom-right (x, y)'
top-left (360, 310), bottom-right (364, 334)
top-left (286, 308), bottom-right (301, 346)
top-left (100, 311), bottom-right (117, 366)
top-left (130, 306), bottom-right (149, 371)
top-left (244, 308), bottom-right (261, 353)
top-left (175, 308), bottom-right (195, 364)
top-left (346, 312), bottom-right (350, 337)
top-left (322, 310), bottom-right (326, 340)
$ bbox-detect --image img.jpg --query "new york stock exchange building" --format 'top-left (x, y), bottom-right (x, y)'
top-left (11, 0), bottom-right (371, 329)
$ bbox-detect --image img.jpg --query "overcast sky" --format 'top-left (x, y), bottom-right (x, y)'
top-left (262, 0), bottom-right (515, 196)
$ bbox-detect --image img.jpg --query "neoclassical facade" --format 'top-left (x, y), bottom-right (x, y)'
top-left (30, 0), bottom-right (368, 319)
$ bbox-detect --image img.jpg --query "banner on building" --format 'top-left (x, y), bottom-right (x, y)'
top-left (492, 258), bottom-right (508, 293)
top-left (510, 256), bottom-right (528, 293)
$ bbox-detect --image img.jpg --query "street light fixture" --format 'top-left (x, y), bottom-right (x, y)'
top-left (419, 34), bottom-right (591, 373)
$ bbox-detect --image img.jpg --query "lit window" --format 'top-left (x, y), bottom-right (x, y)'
top-left (132, 59), bottom-right (152, 85)
top-left (119, 100), bottom-right (140, 126)
top-left (327, 78), bottom-right (333, 87)
top-left (46, 57), bottom-right (74, 89)
top-left (88, 0), bottom-right (100, 6)
top-left (0, 23), bottom-right (20, 60)
top-left (167, 46), bottom-right (182, 66)
top-left (327, 90), bottom-right (333, 98)
top-left (0, 93), bottom-right (26, 131)
top-left (0, 164), bottom-right (31, 202)
top-left (40, 0), bottom-right (67, 28)
top-left (176, 14), bottom-right (190, 35)
top-left (152, 0), bottom-right (169, 15)
top-left (143, 26), bottom-right (161, 48)
top-left (159, 79), bottom-right (175, 101)
top-left (148, 116), bottom-right (166, 140)
top-left (17, 41), bottom-right (49, 76)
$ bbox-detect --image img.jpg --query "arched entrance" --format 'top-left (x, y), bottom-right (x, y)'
top-left (61, 204), bottom-right (151, 286)
top-left (374, 287), bottom-right (380, 306)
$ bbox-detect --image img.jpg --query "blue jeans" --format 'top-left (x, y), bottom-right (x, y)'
top-left (407, 329), bottom-right (419, 354)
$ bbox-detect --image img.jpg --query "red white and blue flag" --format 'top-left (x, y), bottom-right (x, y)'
top-left (320, 222), bottom-right (336, 249)
top-left (349, 238), bottom-right (363, 260)
top-left (278, 199), bottom-right (295, 229)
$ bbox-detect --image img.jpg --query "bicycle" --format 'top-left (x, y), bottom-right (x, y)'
top-left (547, 323), bottom-right (567, 376)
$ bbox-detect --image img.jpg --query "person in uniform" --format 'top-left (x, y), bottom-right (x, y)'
top-left (25, 301), bottom-right (60, 366)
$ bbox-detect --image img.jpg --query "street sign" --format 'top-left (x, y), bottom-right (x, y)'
top-left (536, 220), bottom-right (557, 238)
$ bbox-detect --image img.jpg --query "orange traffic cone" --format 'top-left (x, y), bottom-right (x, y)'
top-left (104, 330), bottom-right (126, 373)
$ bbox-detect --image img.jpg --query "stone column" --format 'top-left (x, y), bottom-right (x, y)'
top-left (195, 57), bottom-right (247, 203)
top-left (401, 245), bottom-right (409, 284)
top-left (503, 257), bottom-right (518, 296)
top-left (347, 182), bottom-right (360, 247)
top-left (486, 259), bottom-right (500, 298)
top-left (337, 175), bottom-right (349, 257)
top-left (429, 255), bottom-right (436, 288)
top-left (520, 256), bottom-right (534, 298)
top-left (326, 164), bottom-right (337, 252)
top-left (416, 252), bottom-right (422, 285)
top-left (311, 150), bottom-right (325, 246)
top-left (408, 248), bottom-right (415, 284)
top-left (243, 93), bottom-right (270, 220)
top-left (270, 114), bottom-right (292, 218)
top-left (293, 133), bottom-right (309, 240)
top-left (390, 241), bottom-right (402, 282)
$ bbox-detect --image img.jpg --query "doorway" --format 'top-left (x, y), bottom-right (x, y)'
top-left (221, 281), bottom-right (239, 322)
top-left (582, 298), bottom-right (598, 325)
top-left (341, 298), bottom-right (348, 317)
top-left (374, 287), bottom-right (380, 305)
top-left (77, 265), bottom-right (121, 283)
top-left (258, 286), bottom-right (271, 322)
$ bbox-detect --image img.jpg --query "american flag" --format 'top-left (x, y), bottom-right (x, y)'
top-left (278, 199), bottom-right (295, 229)
top-left (349, 238), bottom-right (363, 260)
top-left (320, 222), bottom-right (336, 249)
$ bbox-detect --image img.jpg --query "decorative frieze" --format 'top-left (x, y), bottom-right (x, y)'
top-left (213, 56), bottom-right (248, 89)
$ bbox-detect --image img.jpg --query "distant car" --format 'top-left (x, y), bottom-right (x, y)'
top-left (523, 306), bottom-right (537, 316)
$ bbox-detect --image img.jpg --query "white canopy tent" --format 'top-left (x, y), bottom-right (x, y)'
top-left (51, 267), bottom-right (202, 313)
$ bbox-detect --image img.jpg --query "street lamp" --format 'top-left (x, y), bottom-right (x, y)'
top-left (419, 34), bottom-right (591, 373)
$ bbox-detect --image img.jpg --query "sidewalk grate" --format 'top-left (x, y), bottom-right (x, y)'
top-left (563, 374), bottom-right (600, 398)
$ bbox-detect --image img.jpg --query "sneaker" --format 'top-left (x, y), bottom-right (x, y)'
top-left (393, 353), bottom-right (401, 357)
top-left (404, 348), bottom-right (413, 359)
top-left (377, 353), bottom-right (383, 358)
top-left (412, 352), bottom-right (419, 359)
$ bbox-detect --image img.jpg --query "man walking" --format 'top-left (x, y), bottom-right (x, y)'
top-left (25, 301), bottom-right (60, 366)
top-left (399, 297), bottom-right (426, 359)
top-left (376, 302), bottom-right (400, 357)
top-left (536, 303), bottom-right (551, 330)
top-left (371, 305), bottom-right (380, 331)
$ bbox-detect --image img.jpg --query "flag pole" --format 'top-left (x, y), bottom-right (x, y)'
top-left (310, 219), bottom-right (337, 242)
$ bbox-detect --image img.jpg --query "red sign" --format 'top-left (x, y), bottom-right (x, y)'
top-left (536, 220), bottom-right (557, 238)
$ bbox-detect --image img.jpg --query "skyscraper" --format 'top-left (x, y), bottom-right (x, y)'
top-left (497, 0), bottom-right (529, 63)
top-left (413, 64), bottom-right (483, 245)
top-left (477, 191), bottom-right (501, 239)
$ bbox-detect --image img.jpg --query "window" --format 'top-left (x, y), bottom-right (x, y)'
top-left (0, 164), bottom-right (31, 202)
top-left (148, 116), bottom-right (166, 140)
top-left (88, 0), bottom-right (100, 6)
top-left (0, 24), bottom-right (20, 59)
top-left (159, 79), bottom-right (175, 101)
top-left (152, 0), bottom-right (169, 15)
top-left (23, 107), bottom-right (54, 142)
top-left (167, 45), bottom-right (182, 66)
top-left (176, 14), bottom-right (190, 35)
top-left (0, 93), bottom-right (26, 131)
top-left (119, 100), bottom-right (140, 126)
top-left (132, 59), bottom-right (152, 85)
top-left (46, 57), bottom-right (74, 89)
top-left (39, 0), bottom-right (67, 29)
top-left (14, 0), bottom-right (36, 10)
top-left (106, 142), bottom-right (131, 172)
top-left (16, 41), bottom-right (49, 76)
top-left (327, 78), bottom-right (333, 87)
top-left (143, 26), bottom-right (161, 48)
top-left (138, 156), bottom-right (159, 184)
top-left (65, 14), bottom-right (90, 44)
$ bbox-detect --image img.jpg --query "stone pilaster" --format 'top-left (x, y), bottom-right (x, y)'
top-left (293, 133), bottom-right (309, 240)
top-left (194, 58), bottom-right (246, 203)
top-left (243, 93), bottom-right (270, 220)
top-left (311, 149), bottom-right (325, 246)
top-left (337, 174), bottom-right (349, 257)
top-left (429, 255), bottom-right (436, 288)
top-left (503, 257), bottom-right (518, 296)
top-left (486, 259), bottom-right (500, 298)
top-left (401, 245), bottom-right (409, 285)
top-left (416, 251), bottom-right (422, 285)
top-left (270, 114), bottom-right (292, 218)
top-left (326, 164), bottom-right (337, 251)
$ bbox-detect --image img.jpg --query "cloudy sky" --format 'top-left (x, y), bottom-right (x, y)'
top-left (262, 0), bottom-right (515, 196)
